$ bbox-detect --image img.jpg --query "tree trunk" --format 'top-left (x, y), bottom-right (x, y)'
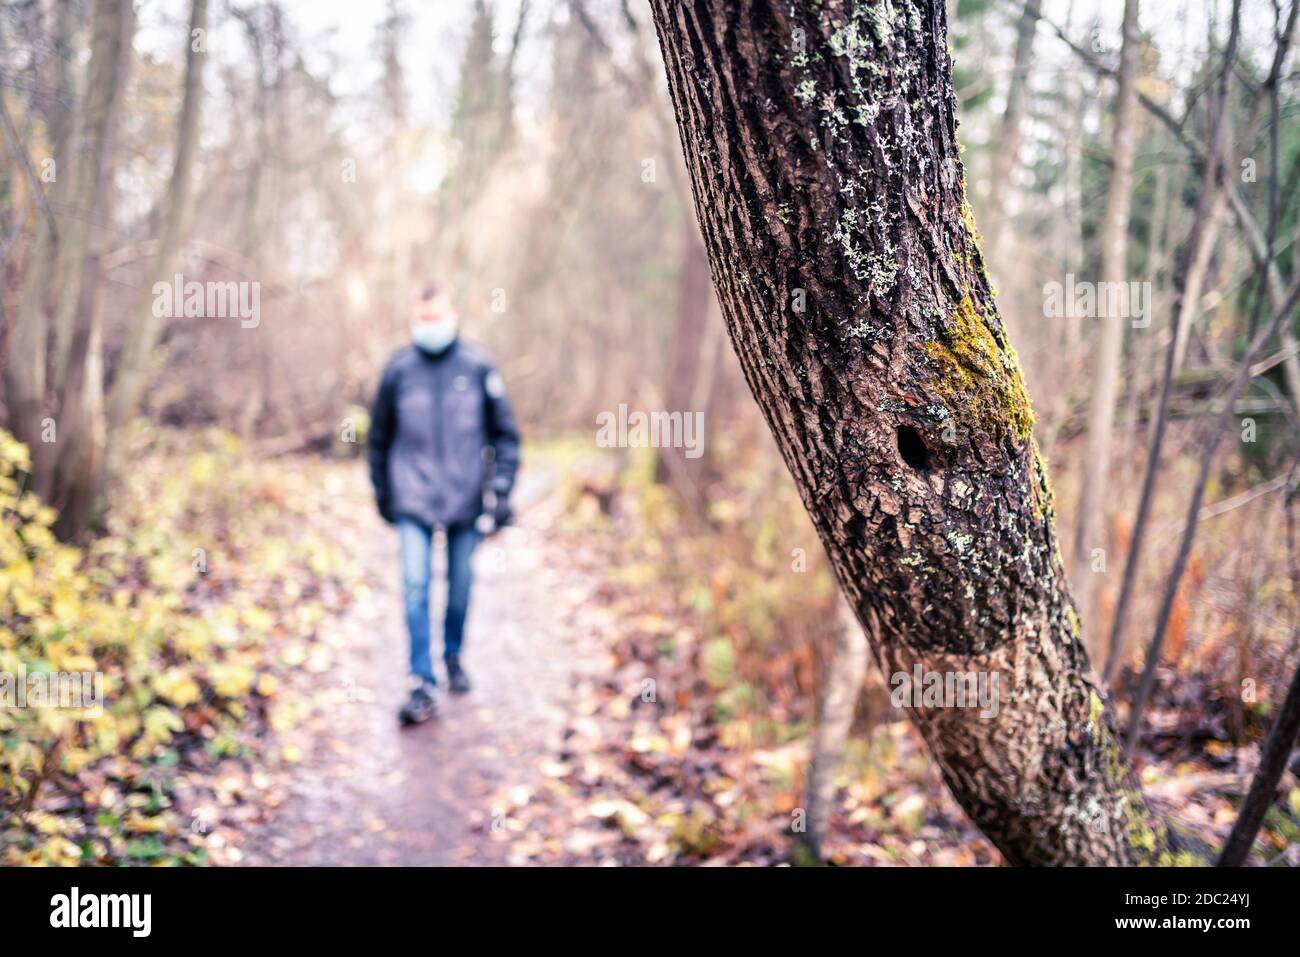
top-left (654, 224), bottom-right (714, 499)
top-left (105, 0), bottom-right (209, 463)
top-left (1072, 0), bottom-right (1141, 644)
top-left (649, 0), bottom-right (1179, 865)
top-left (47, 0), bottom-right (134, 538)
top-left (5, 208), bottom-right (53, 475)
top-left (2, 0), bottom-right (83, 483)
top-left (1217, 644), bottom-right (1300, 865)
top-left (985, 0), bottom-right (1042, 260)
top-left (1171, 188), bottom-right (1227, 374)
top-left (1061, 63), bottom-right (1086, 353)
top-left (803, 596), bottom-right (868, 860)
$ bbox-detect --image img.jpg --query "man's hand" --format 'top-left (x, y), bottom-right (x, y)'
top-left (491, 495), bottom-right (513, 528)
top-left (476, 491), bottom-right (512, 535)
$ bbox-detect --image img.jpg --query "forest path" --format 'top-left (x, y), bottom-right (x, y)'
top-left (243, 467), bottom-right (610, 865)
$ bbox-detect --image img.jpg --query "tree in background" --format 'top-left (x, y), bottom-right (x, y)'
top-left (1072, 0), bottom-right (1141, 641)
top-left (983, 0), bottom-right (1042, 259)
top-left (4, 0), bottom-right (134, 539)
top-left (105, 0), bottom-right (209, 473)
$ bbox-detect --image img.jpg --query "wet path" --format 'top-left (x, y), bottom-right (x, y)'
top-left (244, 471), bottom-right (605, 865)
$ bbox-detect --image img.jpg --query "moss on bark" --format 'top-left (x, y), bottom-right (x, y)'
top-left (924, 292), bottom-right (1035, 442)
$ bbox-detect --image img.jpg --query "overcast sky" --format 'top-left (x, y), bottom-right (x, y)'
top-left (130, 0), bottom-right (1288, 142)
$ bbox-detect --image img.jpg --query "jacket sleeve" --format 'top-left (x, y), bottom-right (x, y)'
top-left (483, 364), bottom-right (521, 498)
top-left (367, 363), bottom-right (398, 520)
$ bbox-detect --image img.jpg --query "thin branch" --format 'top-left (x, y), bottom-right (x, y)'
top-left (1124, 276), bottom-right (1300, 762)
top-left (1252, 344), bottom-right (1300, 377)
top-left (1217, 654), bottom-right (1300, 865)
top-left (1197, 474), bottom-right (1288, 521)
top-left (0, 86), bottom-right (58, 245)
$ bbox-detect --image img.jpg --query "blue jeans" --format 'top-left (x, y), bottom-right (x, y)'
top-left (397, 518), bottom-right (480, 684)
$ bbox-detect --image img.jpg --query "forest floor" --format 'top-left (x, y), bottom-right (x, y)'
top-left (234, 448), bottom-right (1298, 867)
top-left (237, 455), bottom-right (1001, 866)
top-left (9, 430), bottom-right (1291, 866)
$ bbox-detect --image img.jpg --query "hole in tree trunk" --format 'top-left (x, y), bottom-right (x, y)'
top-left (896, 426), bottom-right (931, 471)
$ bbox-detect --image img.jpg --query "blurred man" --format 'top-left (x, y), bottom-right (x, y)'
top-left (368, 283), bottom-right (521, 725)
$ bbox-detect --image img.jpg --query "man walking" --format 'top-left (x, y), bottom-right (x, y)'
top-left (368, 283), bottom-right (521, 725)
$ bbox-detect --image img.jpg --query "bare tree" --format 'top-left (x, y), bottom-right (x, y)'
top-left (802, 597), bottom-right (868, 860)
top-left (105, 0), bottom-right (210, 466)
top-left (573, 0), bottom-right (721, 503)
top-left (1072, 0), bottom-right (1141, 643)
top-left (985, 0), bottom-right (1042, 259)
top-left (1124, 275), bottom-right (1300, 760)
top-left (5, 0), bottom-right (134, 538)
top-left (1122, 0), bottom-right (1297, 759)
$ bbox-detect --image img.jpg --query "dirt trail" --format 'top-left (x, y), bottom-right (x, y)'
top-left (244, 470), bottom-right (608, 865)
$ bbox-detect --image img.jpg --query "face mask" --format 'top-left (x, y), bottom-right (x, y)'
top-left (412, 322), bottom-right (457, 354)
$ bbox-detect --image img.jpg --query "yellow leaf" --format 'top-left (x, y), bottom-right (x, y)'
top-left (153, 668), bottom-right (202, 708)
top-left (210, 663), bottom-right (254, 699)
top-left (142, 706), bottom-right (184, 745)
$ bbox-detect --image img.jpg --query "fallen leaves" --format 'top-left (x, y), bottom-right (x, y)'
top-left (1, 427), bottom-right (360, 866)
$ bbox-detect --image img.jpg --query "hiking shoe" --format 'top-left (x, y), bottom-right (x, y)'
top-left (399, 680), bottom-right (438, 725)
top-left (446, 656), bottom-right (471, 694)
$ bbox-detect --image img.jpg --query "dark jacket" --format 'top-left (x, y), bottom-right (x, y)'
top-left (368, 339), bottom-right (521, 529)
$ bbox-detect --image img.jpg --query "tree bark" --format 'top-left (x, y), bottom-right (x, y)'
top-left (649, 0), bottom-right (1179, 865)
top-left (1072, 0), bottom-right (1141, 643)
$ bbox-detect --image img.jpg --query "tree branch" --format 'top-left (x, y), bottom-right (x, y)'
top-left (0, 86), bottom-right (58, 246)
